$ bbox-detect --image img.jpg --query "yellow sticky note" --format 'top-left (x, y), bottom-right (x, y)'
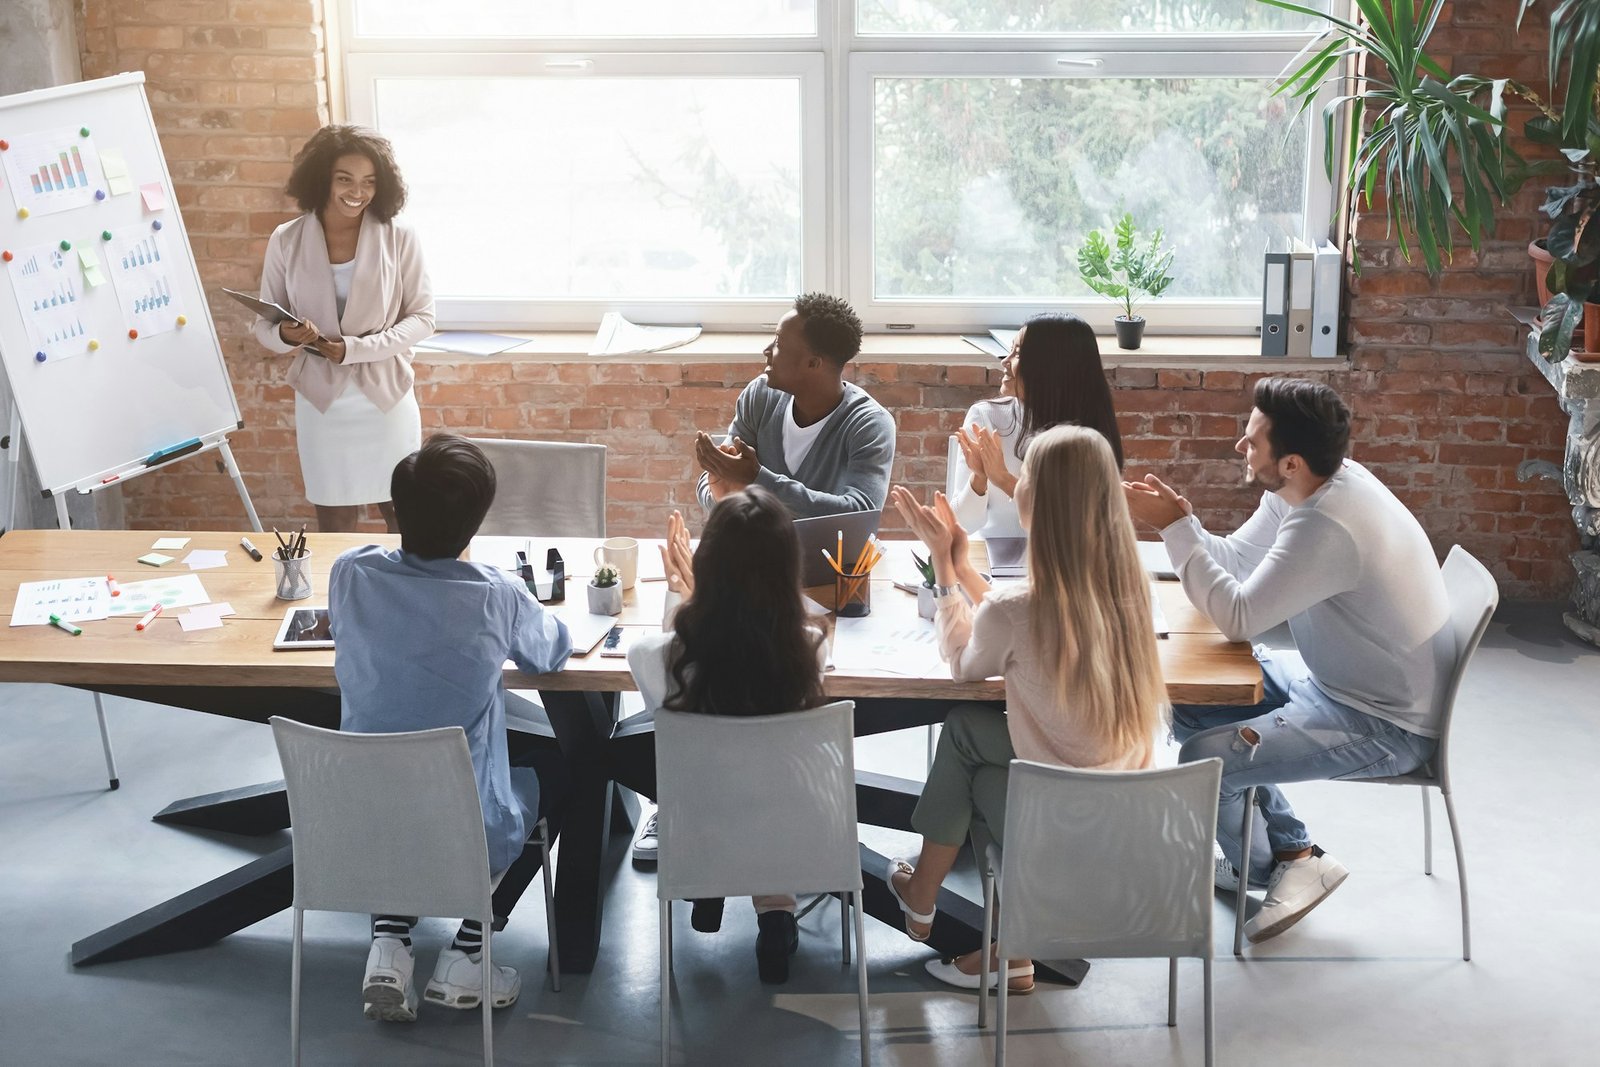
top-left (78, 247), bottom-right (106, 287)
top-left (101, 149), bottom-right (128, 179)
top-left (108, 173), bottom-right (131, 196)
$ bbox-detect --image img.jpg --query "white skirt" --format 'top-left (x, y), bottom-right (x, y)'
top-left (295, 386), bottom-right (422, 507)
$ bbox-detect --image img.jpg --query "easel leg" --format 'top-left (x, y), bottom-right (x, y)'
top-left (53, 492), bottom-right (70, 530)
top-left (217, 441), bottom-right (262, 532)
top-left (5, 404), bottom-right (20, 533)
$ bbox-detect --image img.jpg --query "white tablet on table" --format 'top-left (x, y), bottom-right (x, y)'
top-left (273, 605), bottom-right (334, 651)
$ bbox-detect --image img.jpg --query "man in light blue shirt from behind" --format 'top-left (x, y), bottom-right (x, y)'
top-left (329, 433), bottom-right (572, 1024)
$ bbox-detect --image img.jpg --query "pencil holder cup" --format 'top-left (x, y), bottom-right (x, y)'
top-left (274, 551), bottom-right (312, 601)
top-left (835, 571), bottom-right (871, 618)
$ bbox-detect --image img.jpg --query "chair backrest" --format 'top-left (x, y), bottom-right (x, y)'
top-left (270, 717), bottom-right (493, 922)
top-left (467, 437), bottom-right (607, 537)
top-left (654, 700), bottom-right (861, 902)
top-left (996, 758), bottom-right (1222, 961)
top-left (1431, 545), bottom-right (1499, 768)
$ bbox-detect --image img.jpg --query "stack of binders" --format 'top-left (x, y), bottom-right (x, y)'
top-left (1262, 238), bottom-right (1341, 358)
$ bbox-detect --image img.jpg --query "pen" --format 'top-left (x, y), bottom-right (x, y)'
top-left (892, 581), bottom-right (920, 595)
top-left (240, 537), bottom-right (263, 562)
top-left (136, 603), bottom-right (163, 630)
top-left (106, 575), bottom-right (121, 596)
top-left (48, 613), bottom-right (83, 636)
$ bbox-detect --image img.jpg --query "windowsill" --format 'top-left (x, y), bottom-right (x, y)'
top-left (413, 331), bottom-right (1348, 371)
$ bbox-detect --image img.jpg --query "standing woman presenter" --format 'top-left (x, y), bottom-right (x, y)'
top-left (252, 125), bottom-right (434, 532)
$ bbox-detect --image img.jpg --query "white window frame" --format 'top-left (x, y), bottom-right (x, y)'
top-left (337, 1), bottom-right (1342, 334)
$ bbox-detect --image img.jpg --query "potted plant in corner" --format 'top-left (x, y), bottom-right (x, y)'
top-left (588, 564), bottom-right (622, 615)
top-left (912, 551), bottom-right (937, 620)
top-left (1076, 212), bottom-right (1175, 350)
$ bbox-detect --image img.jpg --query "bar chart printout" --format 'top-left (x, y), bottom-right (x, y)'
top-left (1, 127), bottom-right (104, 216)
top-left (105, 225), bottom-right (179, 338)
top-left (5, 242), bottom-right (91, 362)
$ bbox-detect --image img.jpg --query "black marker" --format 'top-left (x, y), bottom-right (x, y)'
top-left (240, 537), bottom-right (263, 562)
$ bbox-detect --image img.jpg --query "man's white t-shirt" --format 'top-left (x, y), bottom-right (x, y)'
top-left (782, 398), bottom-right (832, 473)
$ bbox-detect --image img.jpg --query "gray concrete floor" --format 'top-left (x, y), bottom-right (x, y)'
top-left (2, 602), bottom-right (1597, 1066)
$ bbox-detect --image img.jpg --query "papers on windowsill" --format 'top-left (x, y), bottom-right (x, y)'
top-left (830, 614), bottom-right (947, 678)
top-left (413, 331), bottom-right (529, 357)
top-left (182, 549), bottom-right (229, 571)
top-left (588, 313), bottom-right (701, 357)
top-left (10, 577), bottom-right (112, 626)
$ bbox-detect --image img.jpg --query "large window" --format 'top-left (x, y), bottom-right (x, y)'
top-left (340, 1), bottom-right (1337, 332)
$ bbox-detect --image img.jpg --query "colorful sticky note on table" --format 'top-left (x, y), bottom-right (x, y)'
top-left (137, 553), bottom-right (175, 567)
top-left (101, 149), bottom-right (132, 195)
top-left (177, 610), bottom-right (223, 632)
top-left (139, 182), bottom-right (166, 212)
top-left (151, 537), bottom-right (190, 550)
top-left (181, 549), bottom-right (229, 571)
top-left (77, 247), bottom-right (106, 288)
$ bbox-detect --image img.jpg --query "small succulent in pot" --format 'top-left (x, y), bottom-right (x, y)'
top-left (588, 565), bottom-right (623, 615)
top-left (592, 564), bottom-right (620, 588)
top-left (911, 551), bottom-right (936, 588)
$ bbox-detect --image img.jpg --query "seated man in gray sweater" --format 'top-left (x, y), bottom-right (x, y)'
top-left (695, 292), bottom-right (895, 518)
top-left (1125, 378), bottom-right (1451, 945)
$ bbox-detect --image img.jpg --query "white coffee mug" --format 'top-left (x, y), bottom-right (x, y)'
top-left (593, 536), bottom-right (640, 590)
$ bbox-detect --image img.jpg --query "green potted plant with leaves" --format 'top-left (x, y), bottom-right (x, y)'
top-left (912, 551), bottom-right (937, 620)
top-left (588, 564), bottom-right (622, 616)
top-left (1076, 212), bottom-right (1176, 350)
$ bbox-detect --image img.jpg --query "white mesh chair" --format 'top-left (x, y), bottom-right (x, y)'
top-left (979, 758), bottom-right (1223, 1067)
top-left (654, 701), bottom-right (870, 1067)
top-left (466, 438), bottom-right (607, 538)
top-left (271, 717), bottom-right (558, 1066)
top-left (1230, 545), bottom-right (1498, 959)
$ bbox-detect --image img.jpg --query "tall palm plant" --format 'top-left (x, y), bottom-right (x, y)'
top-left (1260, 0), bottom-right (1519, 275)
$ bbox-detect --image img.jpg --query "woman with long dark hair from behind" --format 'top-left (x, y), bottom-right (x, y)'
top-left (886, 425), bottom-right (1167, 992)
top-left (627, 487), bottom-right (827, 984)
top-left (950, 312), bottom-right (1123, 540)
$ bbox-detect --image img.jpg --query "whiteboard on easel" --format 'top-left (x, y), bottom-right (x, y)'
top-left (0, 71), bottom-right (242, 499)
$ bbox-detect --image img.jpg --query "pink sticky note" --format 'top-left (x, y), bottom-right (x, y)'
top-left (140, 182), bottom-right (166, 212)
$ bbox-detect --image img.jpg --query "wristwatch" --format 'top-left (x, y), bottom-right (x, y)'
top-left (930, 583), bottom-right (959, 600)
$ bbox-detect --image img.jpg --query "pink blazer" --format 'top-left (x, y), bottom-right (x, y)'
top-left (251, 211), bottom-right (435, 413)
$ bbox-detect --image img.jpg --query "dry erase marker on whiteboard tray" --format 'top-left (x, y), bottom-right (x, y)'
top-left (136, 603), bottom-right (163, 630)
top-left (48, 614), bottom-right (83, 636)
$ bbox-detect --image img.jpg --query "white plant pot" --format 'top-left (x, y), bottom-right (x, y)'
top-left (588, 582), bottom-right (623, 616)
top-left (917, 583), bottom-right (936, 620)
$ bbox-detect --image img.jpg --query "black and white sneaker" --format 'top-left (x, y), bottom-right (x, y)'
top-left (1213, 844), bottom-right (1242, 893)
top-left (632, 810), bottom-right (659, 863)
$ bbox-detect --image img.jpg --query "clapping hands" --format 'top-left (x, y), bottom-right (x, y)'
top-left (952, 424), bottom-right (1017, 498)
top-left (889, 485), bottom-right (968, 582)
top-left (659, 509), bottom-right (695, 598)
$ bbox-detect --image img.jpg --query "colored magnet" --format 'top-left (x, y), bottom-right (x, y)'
top-left (102, 230), bottom-right (112, 240)
top-left (0, 139), bottom-right (8, 150)
top-left (34, 352), bottom-right (45, 363)
top-left (176, 315), bottom-right (188, 327)
top-left (80, 127), bottom-right (90, 137)
top-left (128, 329), bottom-right (139, 340)
top-left (1, 251), bottom-right (10, 262)
top-left (17, 208), bottom-right (28, 219)
top-left (88, 339), bottom-right (100, 352)
top-left (95, 189), bottom-right (106, 201)
top-left (59, 240), bottom-right (71, 251)
top-left (152, 220), bottom-right (163, 231)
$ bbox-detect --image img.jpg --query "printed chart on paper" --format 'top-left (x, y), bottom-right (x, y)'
top-left (5, 241), bottom-right (91, 362)
top-left (105, 224), bottom-right (179, 337)
top-left (1, 127), bottom-right (105, 217)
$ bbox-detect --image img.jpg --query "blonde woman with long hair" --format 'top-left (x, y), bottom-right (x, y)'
top-left (885, 424), bottom-right (1168, 992)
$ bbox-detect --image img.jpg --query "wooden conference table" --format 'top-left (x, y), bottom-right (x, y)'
top-left (0, 530), bottom-right (1261, 981)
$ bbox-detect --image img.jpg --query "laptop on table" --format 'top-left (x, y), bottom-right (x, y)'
top-left (793, 510), bottom-right (883, 588)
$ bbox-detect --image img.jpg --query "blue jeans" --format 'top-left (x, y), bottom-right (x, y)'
top-left (1174, 647), bottom-right (1437, 887)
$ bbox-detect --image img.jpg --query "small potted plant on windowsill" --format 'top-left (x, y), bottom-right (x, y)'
top-left (1076, 212), bottom-right (1175, 350)
top-left (588, 564), bottom-right (622, 615)
top-left (912, 551), bottom-right (937, 620)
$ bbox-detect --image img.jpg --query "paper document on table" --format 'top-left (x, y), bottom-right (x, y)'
top-left (1150, 585), bottom-right (1170, 638)
top-left (1137, 540), bottom-right (1177, 580)
top-left (106, 573), bottom-right (211, 617)
top-left (589, 312), bottom-right (700, 357)
top-left (831, 615), bottom-right (947, 677)
top-left (11, 577), bottom-right (112, 626)
top-left (182, 549), bottom-right (229, 571)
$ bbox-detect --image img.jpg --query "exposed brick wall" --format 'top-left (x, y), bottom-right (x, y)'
top-left (75, 0), bottom-right (1574, 596)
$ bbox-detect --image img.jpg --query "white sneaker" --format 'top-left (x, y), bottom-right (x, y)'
top-left (1244, 849), bottom-right (1350, 944)
top-left (424, 948), bottom-right (521, 1010)
top-left (1213, 844), bottom-right (1241, 894)
top-left (632, 811), bottom-right (659, 862)
top-left (361, 937), bottom-right (418, 1022)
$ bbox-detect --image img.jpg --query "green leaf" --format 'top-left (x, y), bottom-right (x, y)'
top-left (1538, 292), bottom-right (1583, 358)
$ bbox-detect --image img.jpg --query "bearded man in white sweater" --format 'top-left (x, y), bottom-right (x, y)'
top-left (1125, 378), bottom-right (1451, 944)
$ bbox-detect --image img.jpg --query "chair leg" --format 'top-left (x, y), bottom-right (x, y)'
top-left (840, 893), bottom-right (851, 967)
top-left (290, 907), bottom-right (303, 1067)
top-left (93, 692), bottom-right (119, 790)
top-left (481, 928), bottom-right (493, 1067)
top-left (994, 906), bottom-right (1008, 1067)
top-left (660, 899), bottom-right (672, 1067)
top-left (1234, 786), bottom-right (1255, 956)
top-left (1203, 954), bottom-right (1215, 1067)
top-left (1421, 786), bottom-right (1434, 876)
top-left (853, 892), bottom-right (870, 1067)
top-left (538, 823), bottom-right (561, 992)
top-left (925, 724), bottom-right (937, 775)
top-left (1441, 787), bottom-right (1472, 961)
top-left (1167, 957), bottom-right (1178, 1027)
top-left (978, 865), bottom-right (995, 1030)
